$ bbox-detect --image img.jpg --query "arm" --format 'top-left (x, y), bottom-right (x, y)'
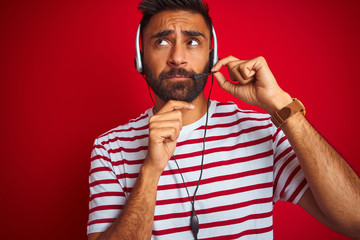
top-left (89, 101), bottom-right (194, 240)
top-left (283, 110), bottom-right (360, 238)
top-left (211, 56), bottom-right (360, 238)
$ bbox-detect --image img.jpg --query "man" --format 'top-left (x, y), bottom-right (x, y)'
top-left (88, 0), bottom-right (360, 239)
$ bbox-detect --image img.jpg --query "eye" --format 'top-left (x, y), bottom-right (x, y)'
top-left (187, 39), bottom-right (199, 46)
top-left (156, 39), bottom-right (169, 46)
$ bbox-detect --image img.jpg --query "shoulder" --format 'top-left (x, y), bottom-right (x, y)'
top-left (210, 101), bottom-right (279, 140)
top-left (212, 100), bottom-right (272, 123)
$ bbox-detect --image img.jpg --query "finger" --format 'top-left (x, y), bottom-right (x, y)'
top-left (211, 55), bottom-right (246, 72)
top-left (227, 62), bottom-right (254, 86)
top-left (239, 63), bottom-right (257, 79)
top-left (212, 56), bottom-right (252, 85)
top-left (150, 110), bottom-right (183, 128)
top-left (213, 71), bottom-right (238, 96)
top-left (149, 120), bottom-right (182, 135)
top-left (228, 61), bottom-right (253, 85)
top-left (149, 127), bottom-right (180, 144)
top-left (157, 100), bottom-right (195, 114)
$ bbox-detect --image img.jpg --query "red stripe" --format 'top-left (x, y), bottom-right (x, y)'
top-left (89, 179), bottom-right (119, 187)
top-left (93, 144), bottom-right (106, 150)
top-left (101, 134), bottom-right (148, 145)
top-left (90, 166), bottom-right (113, 174)
top-left (177, 124), bottom-right (272, 147)
top-left (113, 158), bottom-right (144, 166)
top-left (287, 178), bottom-right (308, 203)
top-left (216, 101), bottom-right (235, 106)
top-left (272, 127), bottom-right (282, 142)
top-left (89, 204), bottom-right (123, 214)
top-left (156, 166), bottom-right (273, 192)
top-left (154, 197), bottom-right (272, 221)
top-left (87, 218), bottom-right (115, 226)
top-left (100, 124), bottom-right (149, 137)
top-left (108, 145), bottom-right (147, 154)
top-left (129, 113), bottom-right (149, 122)
top-left (215, 102), bottom-right (260, 113)
top-left (89, 191), bottom-right (125, 201)
top-left (212, 109), bottom-right (239, 118)
top-left (156, 182), bottom-right (273, 206)
top-left (90, 155), bottom-right (110, 163)
top-left (152, 211), bottom-right (273, 236)
top-left (274, 146), bottom-right (292, 165)
top-left (152, 225), bottom-right (190, 236)
top-left (279, 165), bottom-right (301, 199)
top-left (174, 135), bottom-right (272, 160)
top-left (197, 117), bottom-right (270, 130)
top-left (162, 150), bottom-right (273, 177)
top-left (273, 153), bottom-right (296, 196)
top-left (117, 172), bottom-right (139, 179)
top-left (202, 211), bottom-right (272, 229)
top-left (203, 225), bottom-right (273, 240)
top-left (212, 108), bottom-right (269, 118)
top-left (276, 136), bottom-right (287, 147)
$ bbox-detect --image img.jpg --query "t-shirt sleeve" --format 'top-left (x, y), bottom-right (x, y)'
top-left (87, 138), bottom-right (127, 235)
top-left (272, 127), bottom-right (309, 204)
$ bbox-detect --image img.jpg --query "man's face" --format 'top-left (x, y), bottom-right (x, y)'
top-left (142, 10), bottom-right (211, 103)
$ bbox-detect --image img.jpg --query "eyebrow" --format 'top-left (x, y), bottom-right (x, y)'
top-left (150, 30), bottom-right (205, 39)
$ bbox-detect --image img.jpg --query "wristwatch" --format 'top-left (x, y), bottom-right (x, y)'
top-left (271, 98), bottom-right (305, 128)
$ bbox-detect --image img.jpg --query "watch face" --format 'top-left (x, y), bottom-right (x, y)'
top-left (280, 107), bottom-right (292, 120)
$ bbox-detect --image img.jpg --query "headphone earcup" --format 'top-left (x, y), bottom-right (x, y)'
top-left (140, 51), bottom-right (144, 75)
top-left (134, 51), bottom-right (145, 75)
top-left (209, 49), bottom-right (214, 71)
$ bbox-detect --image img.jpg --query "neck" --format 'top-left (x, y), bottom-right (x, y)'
top-left (154, 92), bottom-right (209, 126)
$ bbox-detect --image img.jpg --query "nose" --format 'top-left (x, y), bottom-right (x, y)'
top-left (167, 43), bottom-right (187, 68)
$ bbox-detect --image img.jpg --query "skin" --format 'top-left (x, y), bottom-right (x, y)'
top-left (89, 10), bottom-right (360, 240)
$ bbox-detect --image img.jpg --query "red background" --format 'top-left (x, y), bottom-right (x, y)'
top-left (1, 0), bottom-right (359, 239)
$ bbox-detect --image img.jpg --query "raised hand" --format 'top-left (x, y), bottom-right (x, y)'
top-left (211, 56), bottom-right (292, 114)
top-left (144, 100), bottom-right (195, 174)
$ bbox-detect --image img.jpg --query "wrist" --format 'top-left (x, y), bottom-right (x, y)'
top-left (141, 161), bottom-right (163, 182)
top-left (271, 98), bottom-right (306, 128)
top-left (263, 92), bottom-right (293, 115)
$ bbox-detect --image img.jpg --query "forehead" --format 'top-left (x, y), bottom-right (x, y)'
top-left (143, 10), bottom-right (210, 38)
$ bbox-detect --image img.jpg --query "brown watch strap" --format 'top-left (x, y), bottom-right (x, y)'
top-left (271, 98), bottom-right (305, 128)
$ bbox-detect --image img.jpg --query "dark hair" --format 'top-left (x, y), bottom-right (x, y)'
top-left (138, 0), bottom-right (213, 40)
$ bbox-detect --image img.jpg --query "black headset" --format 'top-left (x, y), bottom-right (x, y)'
top-left (134, 24), bottom-right (219, 74)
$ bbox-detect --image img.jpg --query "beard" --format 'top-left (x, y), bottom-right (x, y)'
top-left (143, 62), bottom-right (209, 103)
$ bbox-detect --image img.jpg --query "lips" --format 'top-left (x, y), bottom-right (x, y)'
top-left (159, 68), bottom-right (195, 81)
top-left (166, 75), bottom-right (192, 81)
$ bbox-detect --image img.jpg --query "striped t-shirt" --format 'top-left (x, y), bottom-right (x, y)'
top-left (88, 100), bottom-right (308, 239)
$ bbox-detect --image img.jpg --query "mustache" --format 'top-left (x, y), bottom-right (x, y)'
top-left (159, 68), bottom-right (196, 80)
